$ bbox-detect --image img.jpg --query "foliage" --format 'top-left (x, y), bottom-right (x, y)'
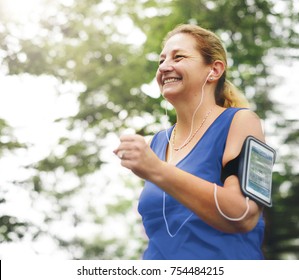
top-left (0, 118), bottom-right (28, 244)
top-left (0, 0), bottom-right (298, 259)
top-left (264, 118), bottom-right (299, 259)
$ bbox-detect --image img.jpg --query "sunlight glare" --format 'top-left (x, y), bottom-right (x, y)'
top-left (1, 0), bottom-right (44, 21)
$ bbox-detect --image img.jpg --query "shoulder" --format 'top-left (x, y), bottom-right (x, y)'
top-left (231, 109), bottom-right (264, 140)
top-left (234, 108), bottom-right (260, 121)
top-left (223, 109), bottom-right (265, 165)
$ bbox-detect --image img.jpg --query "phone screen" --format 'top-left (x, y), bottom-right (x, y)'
top-left (245, 140), bottom-right (275, 205)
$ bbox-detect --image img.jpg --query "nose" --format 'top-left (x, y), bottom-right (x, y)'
top-left (158, 59), bottom-right (174, 73)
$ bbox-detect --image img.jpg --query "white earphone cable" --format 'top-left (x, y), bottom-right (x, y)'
top-left (213, 183), bottom-right (250, 221)
top-left (162, 70), bottom-right (213, 237)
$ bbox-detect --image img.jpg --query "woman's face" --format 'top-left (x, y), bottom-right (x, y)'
top-left (156, 33), bottom-right (210, 100)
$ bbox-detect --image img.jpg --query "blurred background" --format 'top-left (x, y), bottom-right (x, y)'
top-left (0, 0), bottom-right (298, 259)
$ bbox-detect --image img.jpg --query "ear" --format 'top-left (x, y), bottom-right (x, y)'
top-left (209, 60), bottom-right (225, 82)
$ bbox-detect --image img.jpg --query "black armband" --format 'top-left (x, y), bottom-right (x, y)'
top-left (221, 136), bottom-right (276, 207)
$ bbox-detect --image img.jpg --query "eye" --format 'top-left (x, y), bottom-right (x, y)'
top-left (174, 54), bottom-right (185, 61)
top-left (158, 59), bottom-right (165, 65)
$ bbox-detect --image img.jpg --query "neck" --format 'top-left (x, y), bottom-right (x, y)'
top-left (174, 98), bottom-right (216, 133)
top-left (172, 83), bottom-right (215, 124)
top-left (173, 106), bottom-right (214, 151)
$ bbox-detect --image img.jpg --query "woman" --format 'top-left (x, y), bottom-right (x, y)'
top-left (114, 24), bottom-right (266, 259)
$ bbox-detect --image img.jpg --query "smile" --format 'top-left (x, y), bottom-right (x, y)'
top-left (163, 78), bottom-right (182, 85)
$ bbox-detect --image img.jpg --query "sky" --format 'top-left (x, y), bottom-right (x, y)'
top-left (0, 74), bottom-right (79, 179)
top-left (0, 74), bottom-right (78, 258)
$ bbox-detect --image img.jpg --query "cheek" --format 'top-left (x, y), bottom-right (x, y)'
top-left (155, 71), bottom-right (162, 86)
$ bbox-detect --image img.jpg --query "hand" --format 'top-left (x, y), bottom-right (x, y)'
top-left (113, 134), bottom-right (161, 180)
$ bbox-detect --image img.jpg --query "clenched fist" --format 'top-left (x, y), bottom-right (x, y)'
top-left (113, 134), bottom-right (162, 181)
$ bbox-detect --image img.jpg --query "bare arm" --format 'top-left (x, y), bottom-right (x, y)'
top-left (114, 110), bottom-right (265, 233)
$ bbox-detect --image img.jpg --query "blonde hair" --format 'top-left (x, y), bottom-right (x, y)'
top-left (163, 24), bottom-right (249, 108)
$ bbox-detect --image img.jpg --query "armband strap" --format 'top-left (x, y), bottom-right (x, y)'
top-left (221, 155), bottom-right (240, 183)
top-left (220, 135), bottom-right (276, 208)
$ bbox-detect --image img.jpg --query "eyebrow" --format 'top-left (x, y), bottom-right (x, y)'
top-left (159, 48), bottom-right (188, 58)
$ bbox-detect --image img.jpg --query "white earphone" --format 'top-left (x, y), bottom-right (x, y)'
top-left (208, 69), bottom-right (214, 80)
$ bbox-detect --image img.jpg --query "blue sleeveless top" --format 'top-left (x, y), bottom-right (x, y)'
top-left (138, 108), bottom-right (265, 260)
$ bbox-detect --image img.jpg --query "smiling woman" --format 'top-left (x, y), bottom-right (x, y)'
top-left (114, 24), bottom-right (268, 260)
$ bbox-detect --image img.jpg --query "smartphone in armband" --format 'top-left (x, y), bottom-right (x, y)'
top-left (221, 136), bottom-right (276, 207)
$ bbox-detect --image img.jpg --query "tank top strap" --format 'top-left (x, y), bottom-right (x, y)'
top-left (205, 107), bottom-right (248, 144)
top-left (150, 107), bottom-right (247, 162)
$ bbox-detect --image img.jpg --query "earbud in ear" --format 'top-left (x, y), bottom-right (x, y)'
top-left (208, 69), bottom-right (214, 80)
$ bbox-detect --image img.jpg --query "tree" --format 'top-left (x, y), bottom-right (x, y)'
top-left (1, 0), bottom-right (150, 259)
top-left (0, 0), bottom-right (298, 259)
top-left (0, 118), bottom-right (28, 245)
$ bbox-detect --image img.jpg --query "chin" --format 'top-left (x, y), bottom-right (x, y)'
top-left (162, 87), bottom-right (179, 96)
top-left (162, 92), bottom-right (179, 104)
top-left (162, 91), bottom-right (174, 98)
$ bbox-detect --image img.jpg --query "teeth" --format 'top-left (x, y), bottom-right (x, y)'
top-left (164, 78), bottom-right (180, 84)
